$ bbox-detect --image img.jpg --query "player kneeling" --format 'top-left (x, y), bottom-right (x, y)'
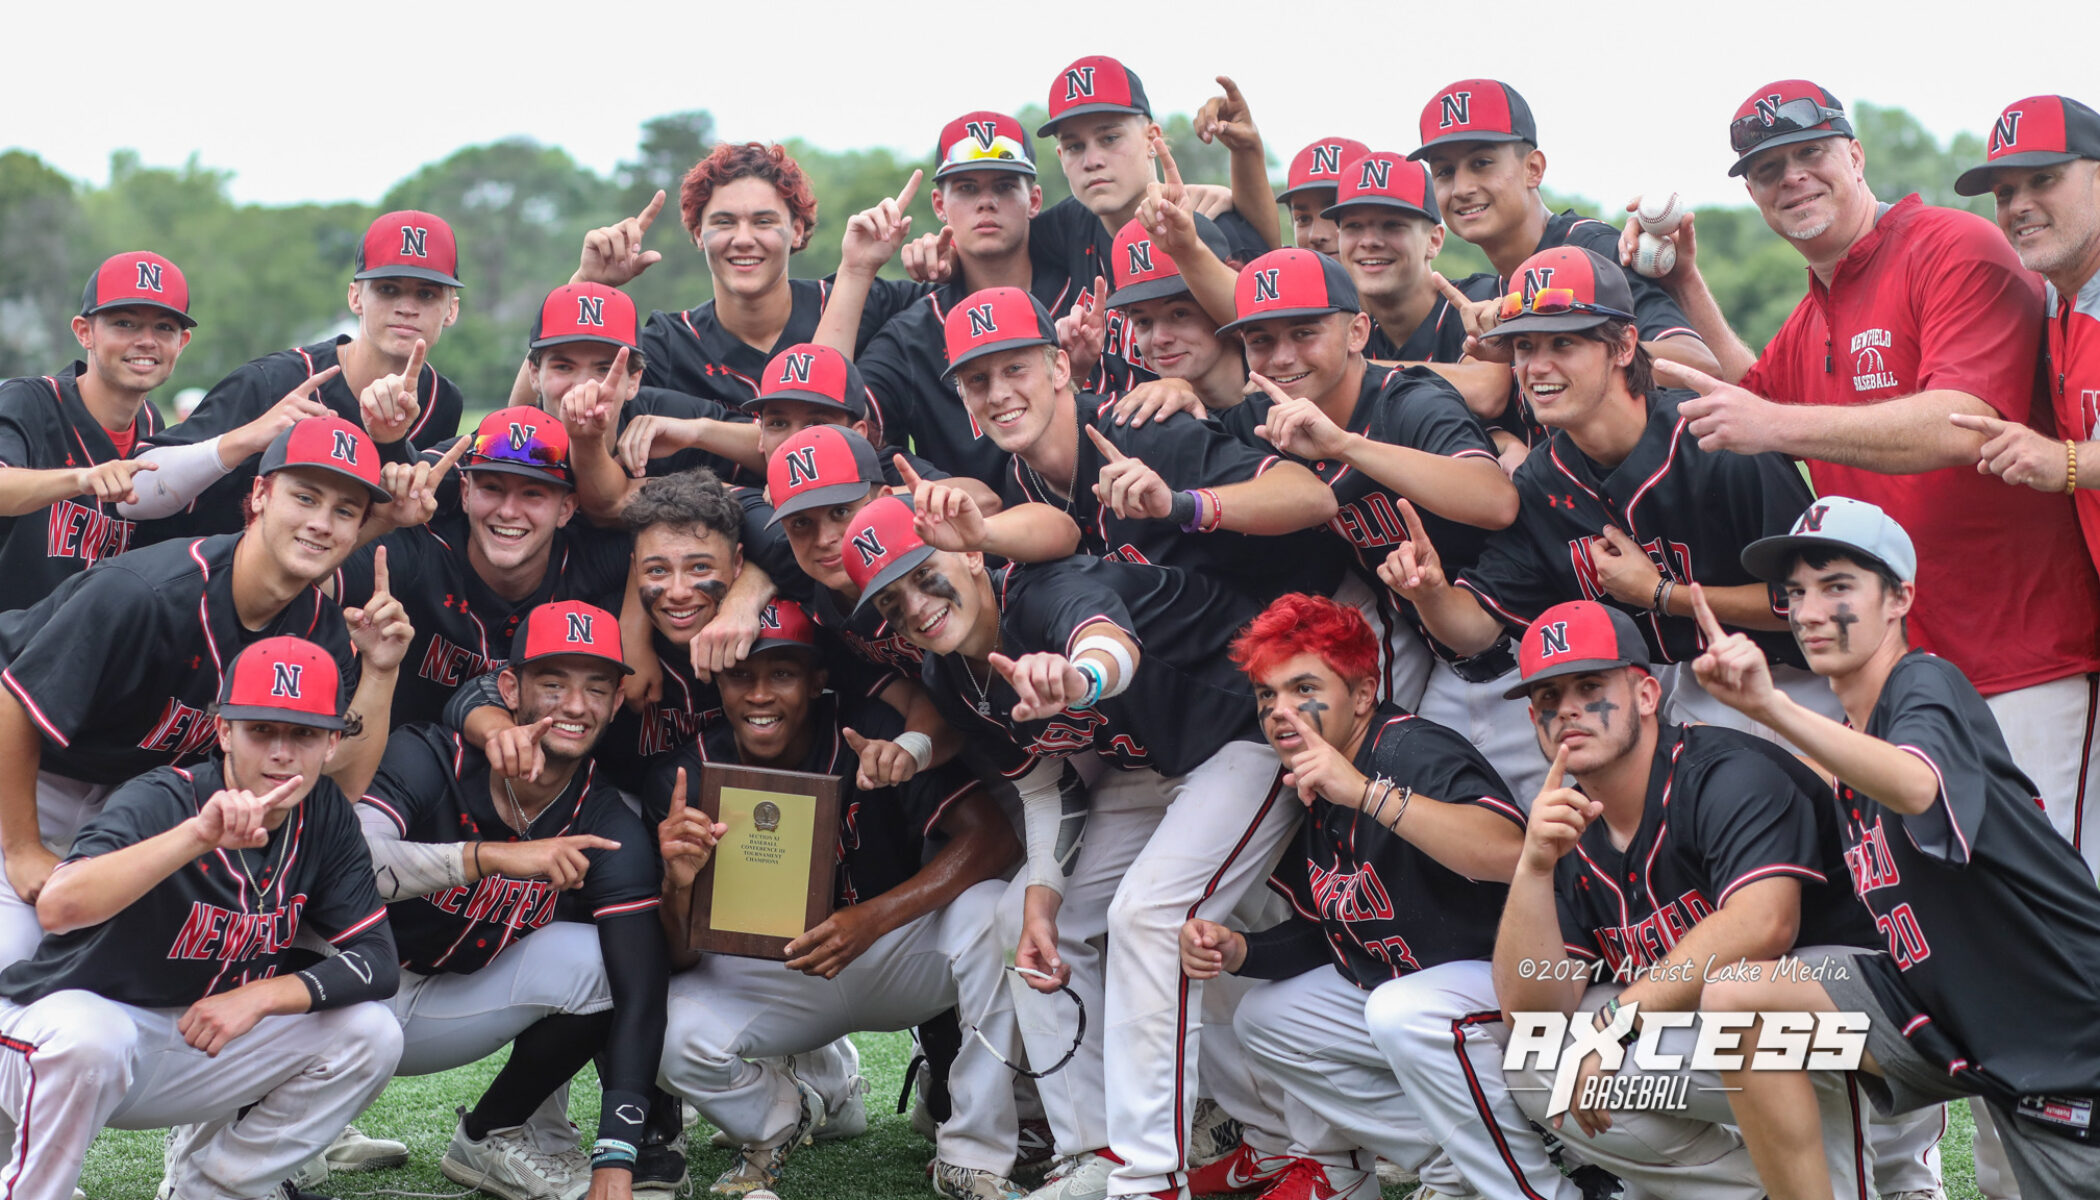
top-left (1689, 498), bottom-right (2100, 1199)
top-left (1179, 594), bottom-right (1529, 1200)
top-left (652, 599), bottom-right (1024, 1200)
top-left (0, 637), bottom-right (401, 1200)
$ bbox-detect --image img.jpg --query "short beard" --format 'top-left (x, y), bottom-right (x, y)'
top-left (1787, 218), bottom-right (1835, 241)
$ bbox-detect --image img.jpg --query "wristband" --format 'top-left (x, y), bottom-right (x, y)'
top-left (1071, 635), bottom-right (1136, 700)
top-left (892, 731), bottom-right (934, 771)
top-left (1658, 579), bottom-right (1676, 617)
top-left (2069, 440), bottom-right (2080, 496)
top-left (591, 1138), bottom-right (638, 1169)
top-left (1072, 659), bottom-right (1107, 709)
top-left (1650, 577), bottom-right (1670, 614)
top-left (1170, 489), bottom-right (1201, 530)
top-left (1198, 488), bottom-right (1224, 533)
top-left (471, 841), bottom-right (483, 879)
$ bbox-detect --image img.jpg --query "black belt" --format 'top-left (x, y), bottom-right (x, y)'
top-left (1445, 637), bottom-right (1518, 684)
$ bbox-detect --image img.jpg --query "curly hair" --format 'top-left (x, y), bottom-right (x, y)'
top-left (679, 142), bottom-right (818, 251)
top-left (1579, 318), bottom-right (1655, 398)
top-left (1229, 593), bottom-right (1379, 688)
top-left (621, 467), bottom-right (742, 549)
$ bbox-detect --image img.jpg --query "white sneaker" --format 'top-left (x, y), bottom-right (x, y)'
top-left (1186, 1098), bottom-right (1243, 1170)
top-left (709, 1076), bottom-right (825, 1195)
top-left (1023, 1152), bottom-right (1114, 1200)
top-left (1375, 1159), bottom-right (1419, 1188)
top-left (325, 1125), bottom-right (409, 1172)
top-left (817, 1073), bottom-right (870, 1142)
top-left (441, 1110), bottom-right (589, 1200)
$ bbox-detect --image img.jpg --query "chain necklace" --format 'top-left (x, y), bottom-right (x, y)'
top-left (225, 765), bottom-right (295, 913)
top-left (501, 778), bottom-right (538, 841)
top-left (962, 657), bottom-right (996, 717)
top-left (1022, 401), bottom-right (1085, 515)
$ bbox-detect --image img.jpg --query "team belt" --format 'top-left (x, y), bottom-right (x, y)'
top-left (1445, 637), bottom-right (1519, 685)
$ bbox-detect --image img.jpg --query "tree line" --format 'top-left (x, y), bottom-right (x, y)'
top-left (0, 102), bottom-right (1989, 416)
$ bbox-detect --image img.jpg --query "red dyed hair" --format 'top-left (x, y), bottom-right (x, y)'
top-left (1229, 593), bottom-right (1379, 688)
top-left (679, 142), bottom-right (818, 251)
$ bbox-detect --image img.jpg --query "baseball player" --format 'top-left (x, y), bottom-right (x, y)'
top-left (1378, 246), bottom-right (1839, 785)
top-left (649, 598), bottom-right (1025, 1200)
top-left (333, 405), bottom-right (626, 730)
top-left (0, 416), bottom-right (411, 967)
top-left (1633, 81), bottom-right (2100, 883)
top-left (554, 144), bottom-right (926, 410)
top-left (1175, 593), bottom-right (1533, 1200)
top-left (525, 282), bottom-right (763, 486)
top-left (844, 497), bottom-right (1299, 1200)
top-left (1100, 214), bottom-right (1249, 414)
top-left (1480, 600), bottom-right (1883, 1200)
top-left (1278, 137), bottom-right (1368, 256)
top-left (0, 635), bottom-right (401, 1200)
top-left (1210, 248), bottom-right (1516, 749)
top-left (1409, 79), bottom-right (1719, 377)
top-left (358, 599), bottom-right (669, 1200)
top-left (157, 210), bottom-right (466, 536)
top-left (1690, 497), bottom-right (2100, 1199)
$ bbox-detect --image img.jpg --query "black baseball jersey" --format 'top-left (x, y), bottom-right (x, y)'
top-left (997, 398), bottom-right (1348, 603)
top-left (153, 337), bottom-right (460, 537)
top-left (623, 385), bottom-right (758, 487)
top-left (1250, 706), bottom-right (1522, 988)
top-left (1456, 389), bottom-right (1812, 668)
top-left (1031, 198), bottom-right (1271, 373)
top-left (0, 760), bottom-right (391, 1008)
top-left (808, 583), bottom-right (924, 675)
top-left (0, 534), bottom-right (355, 785)
top-left (921, 555), bottom-right (1263, 779)
top-left (359, 722), bottom-right (660, 976)
top-left (1534, 212), bottom-right (1700, 347)
top-left (1554, 723), bottom-right (1877, 980)
top-left (1838, 651), bottom-right (2100, 1095)
top-left (0, 364), bottom-right (164, 612)
top-left (644, 690), bottom-right (980, 907)
top-left (1362, 274), bottom-right (1540, 447)
top-left (857, 273), bottom-right (1074, 482)
top-left (638, 276), bottom-right (928, 407)
top-left (333, 511), bottom-right (631, 729)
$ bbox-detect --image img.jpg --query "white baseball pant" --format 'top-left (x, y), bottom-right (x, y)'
top-left (1663, 662), bottom-right (1848, 751)
top-left (660, 880), bottom-right (1017, 1174)
top-left (1987, 672), bottom-right (2100, 880)
top-left (1337, 571), bottom-right (1432, 711)
top-left (0, 990), bottom-right (399, 1200)
top-left (1417, 659), bottom-right (1551, 803)
top-left (0, 775), bottom-right (114, 969)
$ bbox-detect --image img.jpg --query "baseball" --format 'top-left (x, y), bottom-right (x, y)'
top-left (1634, 231), bottom-right (1677, 278)
top-left (1635, 191), bottom-right (1686, 236)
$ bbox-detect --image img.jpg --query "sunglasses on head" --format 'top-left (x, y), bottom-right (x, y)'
top-left (944, 136), bottom-right (1032, 168)
top-left (1498, 287), bottom-right (1635, 323)
top-left (1730, 98), bottom-right (1848, 155)
top-left (467, 427), bottom-right (568, 474)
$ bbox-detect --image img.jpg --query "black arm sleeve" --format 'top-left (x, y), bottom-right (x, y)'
top-left (1237, 917), bottom-right (1334, 982)
top-left (593, 909), bottom-right (671, 1148)
top-left (296, 919), bottom-right (400, 1010)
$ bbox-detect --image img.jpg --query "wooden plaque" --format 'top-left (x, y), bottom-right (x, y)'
top-left (687, 763), bottom-right (841, 959)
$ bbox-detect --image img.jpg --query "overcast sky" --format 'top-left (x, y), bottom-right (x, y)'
top-left (15, 0), bottom-right (2097, 213)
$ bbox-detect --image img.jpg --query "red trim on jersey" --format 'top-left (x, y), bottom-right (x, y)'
top-left (1894, 744), bottom-right (1969, 862)
top-left (1622, 418), bottom-right (1690, 530)
top-left (331, 906), bottom-right (388, 943)
top-left (1, 671), bottom-right (68, 746)
top-left (1901, 1013), bottom-right (1933, 1036)
top-left (1448, 1010), bottom-right (1556, 1200)
top-left (0, 1033), bottom-right (39, 1200)
top-left (922, 780), bottom-right (979, 837)
top-left (593, 897), bottom-right (661, 919)
top-left (1842, 1072), bottom-right (1870, 1200)
top-left (1717, 862), bottom-right (1827, 905)
top-left (1063, 616), bottom-right (1138, 661)
top-left (188, 540), bottom-right (226, 692)
top-left (357, 795), bottom-right (409, 835)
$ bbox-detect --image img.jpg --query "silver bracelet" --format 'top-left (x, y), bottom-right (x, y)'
top-left (1389, 785), bottom-right (1414, 827)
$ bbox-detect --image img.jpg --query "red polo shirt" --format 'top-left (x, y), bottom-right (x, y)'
top-left (2048, 274), bottom-right (2100, 568)
top-left (1743, 195), bottom-right (2100, 695)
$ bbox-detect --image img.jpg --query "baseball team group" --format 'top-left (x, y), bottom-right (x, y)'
top-left (1, 54), bottom-right (2098, 1200)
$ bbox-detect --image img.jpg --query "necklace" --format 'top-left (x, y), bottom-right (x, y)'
top-left (962, 658), bottom-right (995, 717)
top-left (1022, 402), bottom-right (1085, 515)
top-left (235, 816), bottom-right (294, 914)
top-left (501, 778), bottom-right (538, 841)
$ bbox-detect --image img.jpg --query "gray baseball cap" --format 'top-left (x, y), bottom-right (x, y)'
top-left (1740, 496), bottom-right (1917, 585)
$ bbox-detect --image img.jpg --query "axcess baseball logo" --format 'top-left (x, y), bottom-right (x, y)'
top-left (1504, 1003), bottom-right (1868, 1116)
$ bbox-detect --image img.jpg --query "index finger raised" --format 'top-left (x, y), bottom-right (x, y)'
top-left (895, 168), bottom-right (923, 212)
top-left (1396, 497), bottom-right (1431, 544)
top-left (371, 544), bottom-right (390, 595)
top-left (401, 338), bottom-right (427, 384)
top-left (259, 773), bottom-right (306, 809)
top-left (1541, 743), bottom-right (1570, 794)
top-left (433, 435), bottom-right (473, 478)
top-left (1084, 424), bottom-right (1127, 462)
top-left (1687, 581), bottom-right (1728, 644)
top-left (1430, 271), bottom-right (1473, 308)
top-left (668, 766), bottom-right (688, 815)
top-left (636, 189), bottom-right (666, 232)
top-left (293, 364), bottom-right (343, 399)
top-left (1153, 135), bottom-right (1184, 191)
top-left (890, 452), bottom-right (925, 492)
top-left (1215, 74), bottom-right (1246, 107)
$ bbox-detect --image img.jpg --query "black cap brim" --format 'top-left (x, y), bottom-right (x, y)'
top-left (1738, 534), bottom-right (1894, 586)
top-left (214, 703), bottom-right (347, 731)
top-left (1727, 130), bottom-right (1850, 177)
top-left (270, 461), bottom-right (393, 505)
top-left (1955, 151), bottom-right (2085, 196)
top-left (462, 460), bottom-right (572, 490)
top-left (747, 637), bottom-right (824, 657)
top-left (82, 299), bottom-right (198, 329)
top-left (529, 332), bottom-right (639, 353)
top-left (1037, 104), bottom-right (1148, 137)
top-left (513, 649), bottom-right (635, 676)
top-left (1503, 657), bottom-right (1640, 700)
top-left (1276, 182), bottom-right (1340, 204)
top-left (354, 265), bottom-right (465, 288)
top-left (935, 160), bottom-right (1038, 181)
top-left (1105, 275), bottom-right (1194, 310)
top-left (1482, 310), bottom-right (1614, 340)
top-left (742, 389), bottom-right (860, 416)
top-left (1217, 305), bottom-right (1348, 335)
top-left (768, 480), bottom-right (880, 526)
top-left (941, 335), bottom-right (1056, 381)
top-left (1319, 196), bottom-right (1439, 224)
top-left (851, 543), bottom-right (937, 613)
top-left (1408, 131), bottom-right (1529, 161)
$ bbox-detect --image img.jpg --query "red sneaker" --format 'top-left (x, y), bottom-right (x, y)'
top-left (1254, 1158), bottom-right (1375, 1200)
top-left (1186, 1144), bottom-right (1295, 1195)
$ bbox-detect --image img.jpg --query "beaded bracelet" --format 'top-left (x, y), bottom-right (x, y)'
top-left (2068, 439), bottom-right (2080, 497)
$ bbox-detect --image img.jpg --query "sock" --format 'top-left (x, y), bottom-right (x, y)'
top-left (467, 1010), bottom-right (615, 1137)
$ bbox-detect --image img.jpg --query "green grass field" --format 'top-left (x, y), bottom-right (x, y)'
top-left (77, 1028), bottom-right (1986, 1200)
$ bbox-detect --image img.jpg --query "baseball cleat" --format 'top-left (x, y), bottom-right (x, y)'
top-left (630, 1141), bottom-right (690, 1200)
top-left (1021, 1152), bottom-right (1114, 1200)
top-left (1187, 1143), bottom-right (1295, 1195)
top-left (1185, 1099), bottom-right (1244, 1171)
top-left (323, 1125), bottom-right (409, 1172)
top-left (441, 1110), bottom-right (588, 1200)
top-left (1373, 1160), bottom-right (1418, 1188)
top-left (1252, 1158), bottom-right (1375, 1200)
top-left (932, 1159), bottom-right (1030, 1200)
top-left (708, 1075), bottom-right (825, 1195)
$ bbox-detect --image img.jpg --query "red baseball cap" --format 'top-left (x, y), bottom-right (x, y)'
top-left (1411, 79), bottom-right (1538, 159)
top-left (464, 406), bottom-right (572, 488)
top-left (510, 599), bottom-right (632, 675)
top-left (1955, 95), bottom-right (2100, 196)
top-left (1321, 152), bottom-right (1441, 224)
top-left (1727, 81), bottom-right (1853, 177)
top-left (942, 286), bottom-right (1059, 380)
top-left (751, 343), bottom-right (870, 417)
top-left (80, 251), bottom-right (196, 328)
top-left (354, 210), bottom-right (463, 287)
top-left (1039, 55), bottom-right (1151, 137)
top-left (1481, 246), bottom-right (1635, 340)
top-left (530, 282), bottom-right (639, 353)
top-left (844, 495), bottom-right (934, 612)
top-left (259, 416), bottom-right (391, 504)
top-left (1504, 600), bottom-right (1651, 699)
top-left (766, 424), bottom-right (885, 526)
top-left (1279, 137), bottom-right (1370, 202)
top-left (750, 598), bottom-right (822, 656)
top-left (937, 111), bottom-right (1038, 181)
top-left (1218, 248), bottom-right (1362, 334)
top-left (216, 636), bottom-right (346, 730)
top-left (1105, 215), bottom-right (1234, 310)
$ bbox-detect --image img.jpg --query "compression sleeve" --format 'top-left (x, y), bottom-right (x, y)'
top-left (119, 438), bottom-right (234, 518)
top-left (356, 801), bottom-right (468, 900)
top-left (1016, 758), bottom-right (1087, 894)
top-left (1237, 917), bottom-right (1332, 982)
top-left (594, 909), bottom-right (670, 1152)
top-left (295, 917), bottom-right (399, 1009)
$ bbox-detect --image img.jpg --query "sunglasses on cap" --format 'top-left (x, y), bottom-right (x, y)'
top-left (1498, 288), bottom-right (1635, 323)
top-left (945, 134), bottom-right (1032, 168)
top-left (1730, 98), bottom-right (1849, 155)
top-left (467, 426), bottom-right (569, 474)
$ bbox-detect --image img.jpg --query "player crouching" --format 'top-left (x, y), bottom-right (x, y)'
top-left (0, 637), bottom-right (401, 1200)
top-left (1689, 498), bottom-right (2100, 1198)
top-left (652, 598), bottom-right (1024, 1200)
